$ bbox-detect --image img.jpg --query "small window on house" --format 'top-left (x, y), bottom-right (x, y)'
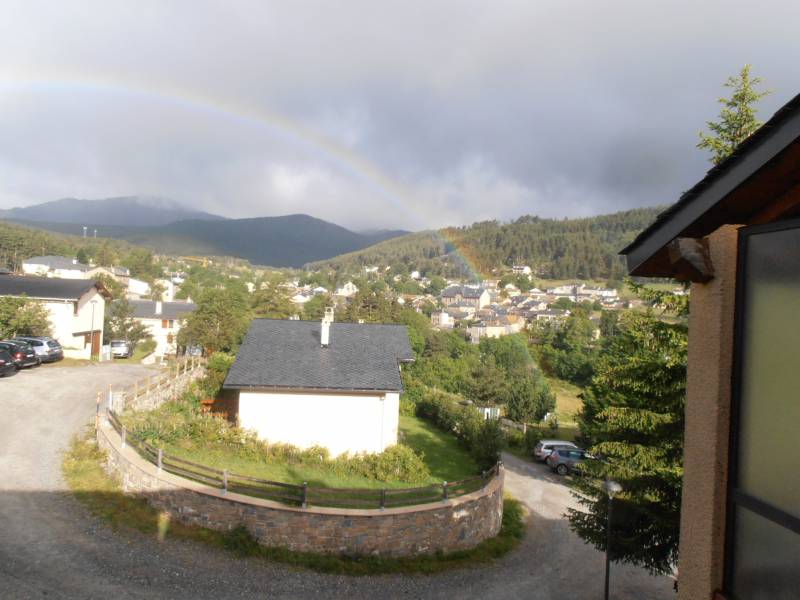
top-left (162, 319), bottom-right (168, 328)
top-left (168, 319), bottom-right (175, 328)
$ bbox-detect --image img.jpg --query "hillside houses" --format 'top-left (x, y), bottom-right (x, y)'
top-left (440, 285), bottom-right (490, 309)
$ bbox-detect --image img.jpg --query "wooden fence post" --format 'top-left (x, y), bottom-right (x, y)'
top-left (222, 470), bottom-right (228, 495)
top-left (301, 482), bottom-right (308, 508)
top-left (157, 448), bottom-right (163, 472)
top-left (121, 426), bottom-right (126, 448)
top-left (380, 488), bottom-right (386, 510)
top-left (442, 481), bottom-right (449, 501)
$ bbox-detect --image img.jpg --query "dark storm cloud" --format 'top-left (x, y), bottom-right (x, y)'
top-left (0, 0), bottom-right (798, 229)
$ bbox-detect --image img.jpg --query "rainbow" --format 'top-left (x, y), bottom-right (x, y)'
top-left (0, 69), bottom-right (485, 280)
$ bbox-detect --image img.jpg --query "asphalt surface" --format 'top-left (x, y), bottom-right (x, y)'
top-left (0, 363), bottom-right (675, 599)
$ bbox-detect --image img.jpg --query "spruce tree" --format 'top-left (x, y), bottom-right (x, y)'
top-left (567, 296), bottom-right (687, 575)
top-left (697, 64), bottom-right (771, 164)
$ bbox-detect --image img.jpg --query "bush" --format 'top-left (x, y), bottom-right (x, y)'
top-left (415, 388), bottom-right (504, 469)
top-left (471, 419), bottom-right (505, 470)
top-left (199, 351), bottom-right (235, 398)
top-left (399, 397), bottom-right (416, 416)
top-left (137, 338), bottom-right (157, 355)
top-left (523, 428), bottom-right (543, 457)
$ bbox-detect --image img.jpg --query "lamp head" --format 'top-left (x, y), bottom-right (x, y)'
top-left (604, 479), bottom-right (622, 498)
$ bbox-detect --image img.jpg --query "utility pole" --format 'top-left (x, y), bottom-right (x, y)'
top-left (93, 229), bottom-right (97, 239)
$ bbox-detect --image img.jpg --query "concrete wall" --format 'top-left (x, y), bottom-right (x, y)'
top-left (678, 224), bottom-right (740, 600)
top-left (238, 390), bottom-right (399, 456)
top-left (96, 420), bottom-right (504, 557)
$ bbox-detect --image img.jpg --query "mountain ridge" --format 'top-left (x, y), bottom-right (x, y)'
top-left (0, 196), bottom-right (225, 227)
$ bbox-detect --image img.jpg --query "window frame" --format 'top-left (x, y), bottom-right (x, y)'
top-left (724, 217), bottom-right (800, 597)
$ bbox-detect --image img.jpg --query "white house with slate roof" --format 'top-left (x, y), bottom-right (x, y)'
top-left (0, 273), bottom-right (110, 359)
top-left (126, 299), bottom-right (196, 357)
top-left (223, 311), bottom-right (414, 456)
top-left (22, 255), bottom-right (91, 279)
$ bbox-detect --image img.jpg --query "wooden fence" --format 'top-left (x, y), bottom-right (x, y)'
top-left (106, 410), bottom-right (500, 510)
top-left (96, 356), bottom-right (206, 417)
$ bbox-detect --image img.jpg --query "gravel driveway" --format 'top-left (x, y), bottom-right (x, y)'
top-left (0, 364), bottom-right (674, 599)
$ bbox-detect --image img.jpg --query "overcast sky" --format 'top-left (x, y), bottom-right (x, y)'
top-left (1, 1), bottom-right (799, 231)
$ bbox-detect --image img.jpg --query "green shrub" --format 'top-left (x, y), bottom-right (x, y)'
top-left (523, 428), bottom-right (543, 457)
top-left (137, 338), bottom-right (157, 355)
top-left (399, 397), bottom-right (416, 416)
top-left (368, 444), bottom-right (429, 484)
top-left (471, 419), bottom-right (505, 470)
top-left (200, 351), bottom-right (235, 398)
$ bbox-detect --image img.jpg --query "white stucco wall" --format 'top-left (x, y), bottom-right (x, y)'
top-left (238, 390), bottom-right (400, 456)
top-left (43, 288), bottom-right (105, 359)
top-left (135, 317), bottom-right (183, 357)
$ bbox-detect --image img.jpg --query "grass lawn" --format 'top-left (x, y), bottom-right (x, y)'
top-left (151, 414), bottom-right (480, 490)
top-left (546, 377), bottom-right (583, 424)
top-left (398, 414), bottom-right (480, 481)
top-left (64, 431), bottom-right (526, 575)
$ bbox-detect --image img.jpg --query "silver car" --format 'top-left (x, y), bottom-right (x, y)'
top-left (533, 439), bottom-right (578, 462)
top-left (110, 340), bottom-right (134, 358)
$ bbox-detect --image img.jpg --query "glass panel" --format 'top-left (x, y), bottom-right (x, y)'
top-left (731, 506), bottom-right (800, 599)
top-left (738, 227), bottom-right (800, 518)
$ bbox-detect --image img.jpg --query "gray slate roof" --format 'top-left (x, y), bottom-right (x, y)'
top-left (0, 274), bottom-right (107, 300)
top-left (23, 255), bottom-right (90, 271)
top-left (224, 319), bottom-right (414, 392)
top-left (127, 300), bottom-right (197, 320)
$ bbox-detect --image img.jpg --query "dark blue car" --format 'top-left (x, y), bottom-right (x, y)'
top-left (0, 349), bottom-right (17, 377)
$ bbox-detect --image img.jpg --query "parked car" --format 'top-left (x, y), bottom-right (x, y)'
top-left (533, 439), bottom-right (578, 462)
top-left (547, 447), bottom-right (590, 476)
top-left (110, 340), bottom-right (134, 358)
top-left (0, 340), bottom-right (40, 368)
top-left (14, 336), bottom-right (64, 363)
top-left (0, 349), bottom-right (17, 377)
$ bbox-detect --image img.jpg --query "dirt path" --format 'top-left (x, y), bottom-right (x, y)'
top-left (0, 364), bottom-right (674, 599)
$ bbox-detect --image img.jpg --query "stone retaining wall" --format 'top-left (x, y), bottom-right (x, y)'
top-left (109, 360), bottom-right (206, 413)
top-left (96, 421), bottom-right (504, 557)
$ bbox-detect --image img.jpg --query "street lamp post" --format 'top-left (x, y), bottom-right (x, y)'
top-left (603, 479), bottom-right (622, 600)
top-left (90, 299), bottom-right (98, 360)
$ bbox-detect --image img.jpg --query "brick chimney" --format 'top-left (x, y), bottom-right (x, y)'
top-left (320, 307), bottom-right (334, 347)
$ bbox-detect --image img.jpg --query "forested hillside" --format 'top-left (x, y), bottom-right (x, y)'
top-left (0, 221), bottom-right (160, 281)
top-left (308, 206), bottom-right (664, 280)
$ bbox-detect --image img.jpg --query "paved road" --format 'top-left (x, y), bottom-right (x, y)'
top-left (0, 364), bottom-right (675, 599)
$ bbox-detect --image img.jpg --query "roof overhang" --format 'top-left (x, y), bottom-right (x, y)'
top-left (622, 93), bottom-right (800, 280)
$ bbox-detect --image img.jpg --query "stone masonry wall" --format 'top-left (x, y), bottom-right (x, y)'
top-left (109, 360), bottom-right (206, 413)
top-left (97, 422), bottom-right (504, 557)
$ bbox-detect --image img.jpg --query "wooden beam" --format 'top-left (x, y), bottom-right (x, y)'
top-left (748, 183), bottom-right (800, 225)
top-left (667, 237), bottom-right (714, 283)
